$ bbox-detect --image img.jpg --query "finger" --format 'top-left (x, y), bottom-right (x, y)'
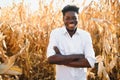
top-left (53, 46), bottom-right (60, 54)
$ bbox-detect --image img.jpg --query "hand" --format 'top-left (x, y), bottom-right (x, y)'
top-left (53, 46), bottom-right (61, 54)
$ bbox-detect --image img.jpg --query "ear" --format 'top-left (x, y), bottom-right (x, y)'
top-left (63, 16), bottom-right (65, 21)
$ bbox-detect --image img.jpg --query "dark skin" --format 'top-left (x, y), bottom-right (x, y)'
top-left (63, 11), bottom-right (78, 37)
top-left (48, 11), bottom-right (91, 68)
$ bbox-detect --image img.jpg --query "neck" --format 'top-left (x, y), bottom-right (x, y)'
top-left (66, 28), bottom-right (77, 37)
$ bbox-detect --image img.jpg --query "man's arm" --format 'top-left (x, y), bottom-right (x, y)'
top-left (48, 54), bottom-right (91, 68)
top-left (53, 46), bottom-right (91, 68)
top-left (53, 46), bottom-right (91, 67)
top-left (63, 58), bottom-right (91, 68)
top-left (48, 47), bottom-right (89, 67)
top-left (48, 54), bottom-right (84, 64)
top-left (48, 46), bottom-right (84, 64)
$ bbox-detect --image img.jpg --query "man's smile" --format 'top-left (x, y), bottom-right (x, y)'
top-left (68, 23), bottom-right (75, 27)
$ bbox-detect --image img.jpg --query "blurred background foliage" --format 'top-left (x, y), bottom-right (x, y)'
top-left (0, 0), bottom-right (120, 80)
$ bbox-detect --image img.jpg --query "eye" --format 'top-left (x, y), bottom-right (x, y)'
top-left (65, 17), bottom-right (70, 20)
top-left (65, 17), bottom-right (77, 20)
top-left (72, 17), bottom-right (77, 20)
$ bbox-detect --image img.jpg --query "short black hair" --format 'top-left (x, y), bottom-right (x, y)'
top-left (62, 5), bottom-right (79, 16)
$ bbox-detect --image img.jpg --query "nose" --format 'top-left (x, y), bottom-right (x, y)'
top-left (69, 19), bottom-right (74, 23)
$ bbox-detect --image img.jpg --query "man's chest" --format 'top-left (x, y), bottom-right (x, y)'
top-left (56, 34), bottom-right (84, 55)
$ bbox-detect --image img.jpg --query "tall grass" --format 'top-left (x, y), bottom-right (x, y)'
top-left (0, 0), bottom-right (119, 80)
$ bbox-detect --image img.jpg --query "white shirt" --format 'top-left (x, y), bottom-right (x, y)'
top-left (47, 26), bottom-right (96, 80)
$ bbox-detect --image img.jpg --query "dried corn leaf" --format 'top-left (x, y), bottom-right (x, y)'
top-left (103, 68), bottom-right (110, 80)
top-left (97, 61), bottom-right (104, 78)
top-left (2, 40), bottom-right (7, 50)
top-left (0, 56), bottom-right (15, 74)
top-left (5, 66), bottom-right (22, 75)
top-left (108, 56), bottom-right (117, 72)
top-left (0, 41), bottom-right (27, 74)
top-left (0, 32), bottom-right (5, 41)
top-left (96, 55), bottom-right (104, 63)
top-left (98, 61), bottom-right (110, 80)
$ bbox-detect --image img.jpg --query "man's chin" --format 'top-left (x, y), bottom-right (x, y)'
top-left (69, 25), bottom-right (76, 29)
top-left (69, 27), bottom-right (75, 30)
top-left (67, 27), bottom-right (76, 31)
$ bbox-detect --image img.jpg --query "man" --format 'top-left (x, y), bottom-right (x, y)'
top-left (47, 5), bottom-right (96, 80)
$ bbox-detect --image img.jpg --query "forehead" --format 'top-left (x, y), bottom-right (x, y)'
top-left (64, 11), bottom-right (78, 17)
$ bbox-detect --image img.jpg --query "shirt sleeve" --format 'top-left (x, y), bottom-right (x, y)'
top-left (84, 33), bottom-right (96, 68)
top-left (47, 30), bottom-right (58, 58)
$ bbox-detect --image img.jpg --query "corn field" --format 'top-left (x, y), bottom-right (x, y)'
top-left (0, 0), bottom-right (120, 80)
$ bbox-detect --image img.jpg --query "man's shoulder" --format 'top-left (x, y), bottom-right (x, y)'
top-left (52, 27), bottom-right (61, 31)
top-left (77, 29), bottom-right (92, 41)
top-left (51, 27), bottom-right (63, 34)
top-left (77, 28), bottom-right (90, 36)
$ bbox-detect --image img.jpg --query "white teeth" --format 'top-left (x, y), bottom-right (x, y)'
top-left (69, 24), bottom-right (75, 27)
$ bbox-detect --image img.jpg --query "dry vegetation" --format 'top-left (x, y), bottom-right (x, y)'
top-left (0, 0), bottom-right (120, 80)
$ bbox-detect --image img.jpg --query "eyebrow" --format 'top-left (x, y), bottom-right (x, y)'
top-left (64, 16), bottom-right (77, 18)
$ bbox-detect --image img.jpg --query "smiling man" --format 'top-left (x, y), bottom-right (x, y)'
top-left (47, 5), bottom-right (96, 80)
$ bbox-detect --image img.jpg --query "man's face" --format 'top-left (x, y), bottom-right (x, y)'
top-left (63, 11), bottom-right (78, 30)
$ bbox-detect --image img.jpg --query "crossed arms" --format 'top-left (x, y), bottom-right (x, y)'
top-left (47, 46), bottom-right (91, 68)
